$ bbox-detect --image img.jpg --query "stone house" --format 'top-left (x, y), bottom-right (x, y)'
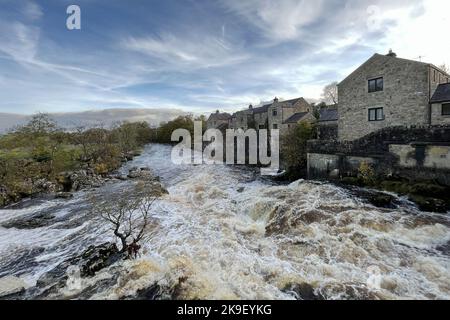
top-left (430, 83), bottom-right (450, 125)
top-left (338, 51), bottom-right (450, 141)
top-left (207, 110), bottom-right (231, 130)
top-left (252, 104), bottom-right (271, 129)
top-left (267, 97), bottom-right (311, 130)
top-left (233, 106), bottom-right (254, 130)
top-left (282, 112), bottom-right (317, 134)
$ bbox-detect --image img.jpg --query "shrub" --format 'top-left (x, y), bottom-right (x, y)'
top-left (358, 161), bottom-right (376, 186)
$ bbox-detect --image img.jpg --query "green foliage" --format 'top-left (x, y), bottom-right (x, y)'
top-left (357, 161), bottom-right (376, 186)
top-left (0, 113), bottom-right (154, 206)
top-left (281, 122), bottom-right (317, 170)
top-left (150, 115), bottom-right (197, 144)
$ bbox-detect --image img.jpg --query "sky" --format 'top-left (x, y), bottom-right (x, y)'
top-left (0, 0), bottom-right (449, 115)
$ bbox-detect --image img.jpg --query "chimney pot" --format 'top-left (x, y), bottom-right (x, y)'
top-left (386, 49), bottom-right (397, 57)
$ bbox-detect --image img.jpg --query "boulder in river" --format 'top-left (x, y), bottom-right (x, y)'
top-left (282, 282), bottom-right (324, 300)
top-left (79, 243), bottom-right (124, 277)
top-left (0, 276), bottom-right (27, 298)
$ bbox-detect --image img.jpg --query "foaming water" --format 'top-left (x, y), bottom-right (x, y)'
top-left (1, 144), bottom-right (449, 300)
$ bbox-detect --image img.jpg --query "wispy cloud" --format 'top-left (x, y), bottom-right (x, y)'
top-left (123, 32), bottom-right (249, 69)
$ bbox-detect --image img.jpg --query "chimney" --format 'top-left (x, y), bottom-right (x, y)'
top-left (274, 97), bottom-right (279, 103)
top-left (386, 49), bottom-right (397, 58)
top-left (249, 104), bottom-right (253, 109)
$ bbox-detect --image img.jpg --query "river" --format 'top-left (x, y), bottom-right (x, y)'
top-left (0, 144), bottom-right (449, 300)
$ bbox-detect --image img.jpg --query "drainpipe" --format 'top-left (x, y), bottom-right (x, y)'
top-left (428, 67), bottom-right (432, 126)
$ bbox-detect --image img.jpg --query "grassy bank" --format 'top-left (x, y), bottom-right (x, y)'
top-left (0, 113), bottom-right (152, 206)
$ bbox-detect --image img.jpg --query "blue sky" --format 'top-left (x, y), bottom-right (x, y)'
top-left (0, 0), bottom-right (449, 115)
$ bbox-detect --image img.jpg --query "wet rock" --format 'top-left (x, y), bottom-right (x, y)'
top-left (436, 241), bottom-right (450, 256)
top-left (33, 179), bottom-right (57, 194)
top-left (0, 247), bottom-right (45, 278)
top-left (346, 187), bottom-right (397, 209)
top-left (282, 283), bottom-right (324, 300)
top-left (57, 170), bottom-right (105, 192)
top-left (2, 213), bottom-right (55, 229)
top-left (408, 195), bottom-right (448, 213)
top-left (55, 192), bottom-right (74, 199)
top-left (36, 258), bottom-right (77, 289)
top-left (121, 283), bottom-right (163, 300)
top-left (127, 167), bottom-right (154, 180)
top-left (79, 243), bottom-right (123, 277)
top-left (0, 276), bottom-right (26, 298)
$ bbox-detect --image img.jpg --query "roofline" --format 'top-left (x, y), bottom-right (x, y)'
top-left (338, 53), bottom-right (450, 87)
top-left (430, 99), bottom-right (450, 104)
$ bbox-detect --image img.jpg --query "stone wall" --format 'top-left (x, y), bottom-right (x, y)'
top-left (307, 125), bottom-right (450, 186)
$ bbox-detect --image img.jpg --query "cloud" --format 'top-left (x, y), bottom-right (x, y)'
top-left (22, 1), bottom-right (43, 21)
top-left (220, 0), bottom-right (326, 42)
top-left (123, 32), bottom-right (249, 70)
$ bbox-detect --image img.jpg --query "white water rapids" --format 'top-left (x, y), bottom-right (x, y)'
top-left (0, 144), bottom-right (449, 300)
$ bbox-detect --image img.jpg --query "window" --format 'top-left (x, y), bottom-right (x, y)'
top-left (368, 107), bottom-right (384, 121)
top-left (434, 70), bottom-right (436, 82)
top-left (442, 104), bottom-right (450, 116)
top-left (368, 77), bottom-right (383, 93)
top-left (213, 121), bottom-right (216, 126)
top-left (272, 110), bottom-right (278, 116)
top-left (258, 124), bottom-right (265, 129)
top-left (273, 124), bottom-right (278, 129)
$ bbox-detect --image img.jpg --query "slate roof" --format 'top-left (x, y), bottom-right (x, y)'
top-left (319, 109), bottom-right (339, 122)
top-left (252, 104), bottom-right (272, 114)
top-left (281, 97), bottom-right (306, 108)
top-left (430, 83), bottom-right (450, 103)
top-left (209, 112), bottom-right (232, 121)
top-left (283, 112), bottom-right (309, 124)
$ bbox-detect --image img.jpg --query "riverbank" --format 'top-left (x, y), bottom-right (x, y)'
top-left (0, 114), bottom-right (154, 208)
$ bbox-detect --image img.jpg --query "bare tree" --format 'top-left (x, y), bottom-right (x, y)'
top-left (439, 64), bottom-right (450, 74)
top-left (91, 182), bottom-right (160, 259)
top-left (321, 82), bottom-right (338, 105)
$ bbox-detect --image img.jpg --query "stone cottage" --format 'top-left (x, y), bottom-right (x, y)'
top-left (282, 112), bottom-right (316, 133)
top-left (338, 51), bottom-right (450, 141)
top-left (252, 104), bottom-right (271, 130)
top-left (207, 110), bottom-right (231, 130)
top-left (430, 83), bottom-right (450, 125)
top-left (267, 97), bottom-right (311, 130)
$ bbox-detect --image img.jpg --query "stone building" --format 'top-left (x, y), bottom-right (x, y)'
top-left (282, 112), bottom-right (316, 134)
top-left (267, 97), bottom-right (311, 130)
top-left (430, 83), bottom-right (450, 125)
top-left (233, 106), bottom-right (254, 130)
top-left (252, 104), bottom-right (271, 129)
top-left (338, 51), bottom-right (450, 141)
top-left (207, 110), bottom-right (231, 130)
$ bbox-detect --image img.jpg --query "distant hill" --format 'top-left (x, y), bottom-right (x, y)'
top-left (0, 108), bottom-right (188, 132)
